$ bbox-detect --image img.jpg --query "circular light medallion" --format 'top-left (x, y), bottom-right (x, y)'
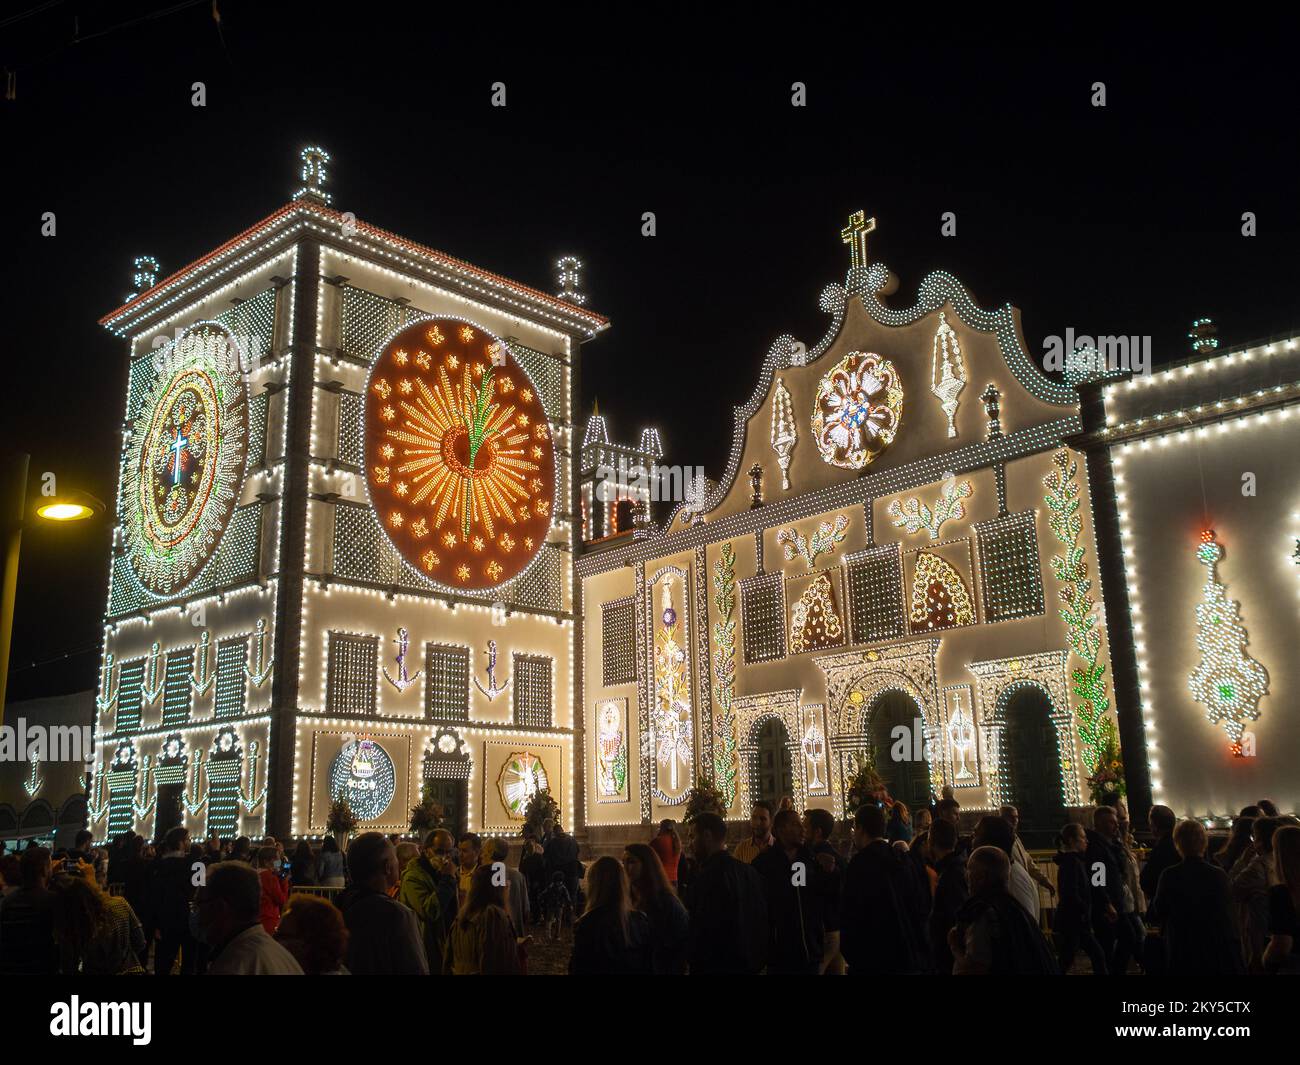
top-left (497, 750), bottom-right (549, 820)
top-left (811, 351), bottom-right (904, 469)
top-left (329, 738), bottom-right (397, 823)
top-left (123, 322), bottom-right (249, 596)
top-left (363, 318), bottom-right (556, 592)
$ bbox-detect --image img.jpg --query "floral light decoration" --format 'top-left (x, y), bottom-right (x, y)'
top-left (122, 322), bottom-right (250, 595)
top-left (777, 513), bottom-right (850, 569)
top-left (596, 699), bottom-right (629, 800)
top-left (363, 317), bottom-right (556, 592)
top-left (1043, 448), bottom-right (1110, 772)
top-left (811, 351), bottom-right (904, 469)
top-left (842, 749), bottom-right (892, 815)
top-left (1188, 530), bottom-right (1269, 757)
top-left (887, 476), bottom-right (973, 539)
top-left (711, 543), bottom-right (740, 808)
top-left (652, 577), bottom-right (694, 797)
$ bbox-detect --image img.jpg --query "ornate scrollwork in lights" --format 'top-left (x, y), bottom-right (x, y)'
top-left (363, 317), bottom-right (556, 593)
top-left (122, 322), bottom-right (250, 596)
top-left (811, 351), bottom-right (904, 470)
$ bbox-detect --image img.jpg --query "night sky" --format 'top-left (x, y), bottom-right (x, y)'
top-left (3, 4), bottom-right (1297, 701)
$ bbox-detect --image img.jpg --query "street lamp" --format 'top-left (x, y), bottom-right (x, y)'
top-left (1, 453), bottom-right (105, 725)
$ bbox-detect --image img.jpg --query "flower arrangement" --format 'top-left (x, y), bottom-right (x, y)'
top-left (682, 777), bottom-right (727, 823)
top-left (1086, 717), bottom-right (1126, 805)
top-left (409, 782), bottom-right (446, 836)
top-left (326, 791), bottom-right (358, 835)
top-left (522, 787), bottom-right (561, 839)
top-left (843, 750), bottom-right (892, 815)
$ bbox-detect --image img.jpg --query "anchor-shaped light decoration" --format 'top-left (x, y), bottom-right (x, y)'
top-left (142, 642), bottom-right (165, 703)
top-left (96, 653), bottom-right (119, 713)
top-left (132, 754), bottom-right (157, 820)
top-left (474, 639), bottom-right (511, 701)
top-left (244, 619), bottom-right (273, 686)
top-left (81, 770), bottom-right (109, 829)
top-left (182, 748), bottom-right (208, 817)
top-left (191, 630), bottom-right (214, 695)
top-left (239, 740), bottom-right (269, 814)
top-left (382, 626), bottom-right (423, 692)
top-left (23, 757), bottom-right (43, 797)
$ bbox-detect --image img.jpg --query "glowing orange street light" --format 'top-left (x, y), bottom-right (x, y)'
top-left (1, 455), bottom-right (104, 725)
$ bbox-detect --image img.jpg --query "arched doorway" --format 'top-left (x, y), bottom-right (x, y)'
top-left (1002, 686), bottom-right (1066, 845)
top-left (755, 719), bottom-right (794, 808)
top-left (867, 690), bottom-right (933, 810)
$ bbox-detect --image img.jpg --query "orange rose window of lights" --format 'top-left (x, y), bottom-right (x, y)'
top-left (364, 318), bottom-right (556, 591)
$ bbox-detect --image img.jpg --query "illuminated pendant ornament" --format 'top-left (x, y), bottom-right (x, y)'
top-left (363, 317), bottom-right (556, 592)
top-left (1187, 530), bottom-right (1268, 756)
top-left (122, 322), bottom-right (249, 595)
top-left (811, 351), bottom-right (903, 469)
top-left (930, 312), bottom-right (967, 437)
top-left (770, 378), bottom-right (797, 490)
top-left (498, 750), bottom-right (549, 819)
top-left (328, 738), bottom-right (397, 822)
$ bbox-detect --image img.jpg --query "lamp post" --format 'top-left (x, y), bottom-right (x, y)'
top-left (0, 452), bottom-right (103, 726)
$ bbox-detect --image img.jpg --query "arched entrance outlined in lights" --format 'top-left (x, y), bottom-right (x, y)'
top-left (815, 641), bottom-right (943, 817)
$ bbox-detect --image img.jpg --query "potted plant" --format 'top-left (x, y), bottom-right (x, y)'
top-left (682, 776), bottom-right (727, 824)
top-left (1086, 718), bottom-right (1126, 807)
top-left (522, 787), bottom-right (560, 840)
top-left (842, 749), bottom-right (891, 815)
top-left (409, 782), bottom-right (446, 838)
top-left (326, 791), bottom-right (358, 851)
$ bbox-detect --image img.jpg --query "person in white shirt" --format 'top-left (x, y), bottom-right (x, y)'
top-left (1001, 806), bottom-right (1056, 902)
top-left (198, 862), bottom-right (303, 975)
top-left (974, 815), bottom-right (1040, 923)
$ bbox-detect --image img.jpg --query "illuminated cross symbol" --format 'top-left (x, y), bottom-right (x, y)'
top-left (840, 210), bottom-right (877, 270)
top-left (168, 426), bottom-right (189, 485)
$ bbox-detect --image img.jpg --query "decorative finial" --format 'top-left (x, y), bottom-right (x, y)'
top-left (1188, 318), bottom-right (1218, 354)
top-left (770, 378), bottom-right (796, 490)
top-left (129, 256), bottom-right (160, 302)
top-left (931, 312), bottom-right (967, 438)
top-left (980, 383), bottom-right (1002, 440)
top-left (631, 498), bottom-right (651, 540)
top-left (294, 145), bottom-right (332, 205)
top-left (748, 463), bottom-right (764, 509)
top-left (840, 210), bottom-right (877, 271)
top-left (556, 256), bottom-right (586, 305)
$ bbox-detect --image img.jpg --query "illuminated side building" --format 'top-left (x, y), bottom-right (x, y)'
top-left (1076, 325), bottom-right (1300, 823)
top-left (578, 214), bottom-right (1122, 844)
top-left (91, 149), bottom-right (606, 843)
top-left (579, 409), bottom-right (666, 543)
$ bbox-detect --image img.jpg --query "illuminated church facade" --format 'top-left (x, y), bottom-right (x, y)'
top-left (102, 152), bottom-right (1295, 847)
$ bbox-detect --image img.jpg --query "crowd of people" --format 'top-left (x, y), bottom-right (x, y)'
top-left (1, 797), bottom-right (1296, 976)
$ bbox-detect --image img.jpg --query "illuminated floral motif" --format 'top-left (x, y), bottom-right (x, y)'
top-left (711, 544), bottom-right (740, 807)
top-left (653, 576), bottom-right (693, 799)
top-left (811, 351), bottom-right (903, 469)
top-left (930, 312), bottom-right (967, 437)
top-left (909, 552), bottom-right (974, 632)
top-left (363, 317), bottom-right (555, 591)
top-left (596, 700), bottom-right (628, 800)
top-left (888, 477), bottom-right (973, 540)
top-left (790, 573), bottom-right (845, 654)
top-left (328, 738), bottom-right (397, 822)
top-left (770, 378), bottom-right (797, 490)
top-left (157, 733), bottom-right (187, 767)
top-left (1043, 448), bottom-right (1110, 771)
top-left (123, 323), bottom-right (249, 595)
top-left (777, 513), bottom-right (850, 570)
top-left (1188, 530), bottom-right (1269, 757)
top-left (498, 751), bottom-right (549, 819)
